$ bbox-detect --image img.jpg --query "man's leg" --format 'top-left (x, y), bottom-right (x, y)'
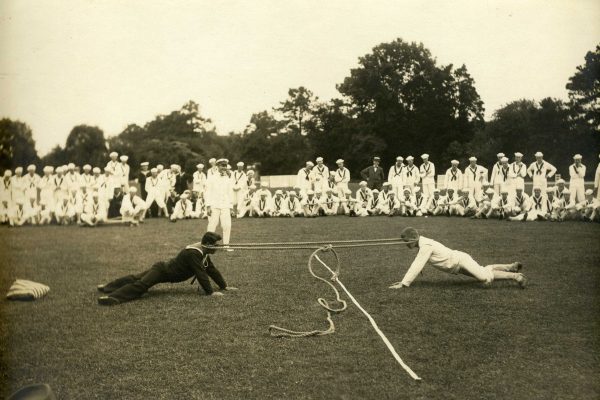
top-left (220, 208), bottom-right (232, 244)
top-left (485, 262), bottom-right (522, 272)
top-left (207, 207), bottom-right (220, 231)
top-left (99, 263), bottom-right (167, 304)
top-left (458, 253), bottom-right (526, 287)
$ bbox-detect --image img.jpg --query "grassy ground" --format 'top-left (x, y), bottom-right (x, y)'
top-left (0, 216), bottom-right (599, 399)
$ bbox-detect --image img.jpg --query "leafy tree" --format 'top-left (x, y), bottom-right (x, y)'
top-left (0, 118), bottom-right (39, 170)
top-left (275, 87), bottom-right (319, 136)
top-left (566, 44), bottom-right (600, 132)
top-left (64, 125), bottom-right (108, 167)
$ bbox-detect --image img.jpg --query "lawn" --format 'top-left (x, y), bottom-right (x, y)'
top-left (1, 217), bottom-right (599, 399)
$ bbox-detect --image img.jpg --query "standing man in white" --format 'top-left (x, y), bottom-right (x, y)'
top-left (232, 161), bottom-right (248, 217)
top-left (595, 154), bottom-right (600, 201)
top-left (192, 163), bottom-right (207, 197)
top-left (568, 154), bottom-right (586, 204)
top-left (312, 157), bottom-right (330, 193)
top-left (388, 156), bottom-right (405, 198)
top-left (296, 161), bottom-right (314, 198)
top-left (527, 152), bottom-right (557, 193)
top-left (402, 156), bottom-right (419, 192)
top-left (205, 159), bottom-right (234, 249)
top-left (419, 154), bottom-right (436, 198)
top-left (508, 152), bottom-right (527, 197)
top-left (463, 156), bottom-right (486, 201)
top-left (490, 152), bottom-right (505, 194)
top-left (333, 159), bottom-right (350, 199)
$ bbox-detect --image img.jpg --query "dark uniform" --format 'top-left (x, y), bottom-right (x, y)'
top-left (361, 164), bottom-right (385, 190)
top-left (98, 243), bottom-right (227, 304)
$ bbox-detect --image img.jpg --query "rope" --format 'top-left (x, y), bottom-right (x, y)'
top-left (268, 244), bottom-right (422, 381)
top-left (218, 237), bottom-right (409, 246)
top-left (206, 239), bottom-right (415, 251)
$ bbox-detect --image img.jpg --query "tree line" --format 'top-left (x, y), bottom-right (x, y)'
top-left (1, 39), bottom-right (598, 178)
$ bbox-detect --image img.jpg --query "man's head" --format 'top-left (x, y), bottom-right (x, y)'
top-left (395, 156), bottom-right (404, 166)
top-left (535, 151), bottom-right (543, 161)
top-left (201, 231), bottom-right (222, 254)
top-left (496, 152), bottom-right (505, 161)
top-left (237, 161), bottom-right (244, 171)
top-left (216, 158), bottom-right (228, 173)
top-left (514, 152), bottom-right (523, 162)
top-left (373, 156), bottom-right (381, 166)
top-left (406, 156), bottom-right (414, 166)
top-left (469, 156), bottom-right (477, 166)
top-left (141, 162), bottom-right (149, 171)
top-left (401, 227), bottom-right (420, 249)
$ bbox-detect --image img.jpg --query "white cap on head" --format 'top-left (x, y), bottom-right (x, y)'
top-left (110, 151), bottom-right (118, 158)
top-left (413, 187), bottom-right (421, 193)
top-left (573, 154), bottom-right (582, 160)
top-left (501, 187), bottom-right (509, 194)
top-left (249, 184), bottom-right (257, 190)
top-left (316, 157), bottom-right (324, 162)
top-left (469, 156), bottom-right (477, 162)
top-left (372, 189), bottom-right (379, 193)
top-left (396, 156), bottom-right (404, 161)
top-left (157, 164), bottom-right (164, 170)
top-left (329, 171), bottom-right (335, 176)
top-left (533, 186), bottom-right (542, 191)
top-left (535, 151), bottom-right (543, 157)
top-left (307, 189), bottom-right (314, 195)
top-left (170, 164), bottom-right (178, 169)
top-left (326, 188), bottom-right (334, 193)
top-left (485, 188), bottom-right (495, 194)
top-left (406, 156), bottom-right (414, 161)
top-left (451, 160), bottom-right (459, 165)
top-left (15, 166), bottom-right (23, 173)
top-left (92, 167), bottom-right (101, 173)
top-left (4, 169), bottom-right (12, 177)
top-left (482, 181), bottom-right (490, 186)
top-left (562, 188), bottom-right (570, 194)
top-left (557, 178), bottom-right (565, 184)
top-left (83, 164), bottom-right (91, 170)
top-left (447, 187), bottom-right (454, 192)
top-left (275, 189), bottom-right (283, 195)
top-left (497, 152), bottom-right (505, 158)
top-left (196, 163), bottom-right (204, 168)
top-left (585, 189), bottom-right (593, 195)
top-left (306, 161), bottom-right (314, 167)
top-left (359, 181), bottom-right (367, 187)
top-left (546, 187), bottom-right (554, 193)
top-left (501, 157), bottom-right (509, 163)
top-left (247, 170), bottom-right (254, 175)
top-left (344, 188), bottom-right (352, 195)
top-left (382, 182), bottom-right (391, 187)
top-left (92, 191), bottom-right (99, 198)
top-left (209, 158), bottom-right (216, 164)
top-left (67, 163), bottom-right (75, 169)
top-left (129, 187), bottom-right (137, 194)
top-left (403, 187), bottom-right (411, 193)
top-left (336, 159), bottom-right (344, 164)
top-left (288, 190), bottom-right (297, 196)
top-left (237, 161), bottom-right (244, 167)
top-left (373, 156), bottom-right (381, 161)
top-left (141, 162), bottom-right (149, 167)
top-left (27, 164), bottom-right (36, 171)
top-left (421, 154), bottom-right (429, 159)
top-left (514, 152), bottom-right (523, 157)
top-left (433, 188), bottom-right (440, 193)
top-left (103, 167), bottom-right (111, 173)
top-left (314, 189), bottom-right (322, 194)
top-left (180, 193), bottom-right (189, 199)
top-left (150, 168), bottom-right (158, 173)
top-left (42, 166), bottom-right (51, 173)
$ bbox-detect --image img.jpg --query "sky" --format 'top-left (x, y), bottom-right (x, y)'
top-left (1, 0), bottom-right (599, 156)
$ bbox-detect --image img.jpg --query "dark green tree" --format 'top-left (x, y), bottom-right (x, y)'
top-left (0, 118), bottom-right (39, 170)
top-left (275, 87), bottom-right (319, 136)
top-left (64, 125), bottom-right (108, 167)
top-left (566, 44), bottom-right (600, 133)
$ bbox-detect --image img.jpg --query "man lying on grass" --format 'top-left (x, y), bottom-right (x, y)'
top-left (97, 232), bottom-right (237, 305)
top-left (389, 227), bottom-right (527, 289)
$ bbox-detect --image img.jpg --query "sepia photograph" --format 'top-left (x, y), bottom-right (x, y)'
top-left (1, 1), bottom-right (599, 399)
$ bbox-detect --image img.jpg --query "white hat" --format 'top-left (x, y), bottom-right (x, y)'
top-left (180, 193), bottom-right (189, 199)
top-left (468, 156), bottom-right (477, 162)
top-left (500, 157), bottom-right (509, 163)
top-left (382, 182), bottom-right (391, 187)
top-left (562, 188), bottom-right (570, 194)
top-left (157, 164), bottom-right (164, 170)
top-left (535, 151), bottom-right (543, 157)
top-left (316, 157), bottom-right (324, 162)
top-left (247, 170), bottom-right (254, 175)
top-left (546, 187), bottom-right (554, 193)
top-left (92, 191), bottom-right (99, 198)
top-left (406, 156), bottom-right (414, 161)
top-left (451, 160), bottom-right (459, 165)
top-left (128, 187), bottom-right (137, 194)
top-left (216, 158), bottom-right (228, 165)
top-left (67, 163), bottom-right (75, 169)
top-left (275, 189), bottom-right (283, 195)
top-left (307, 190), bottom-right (314, 195)
top-left (249, 185), bottom-right (257, 190)
top-left (433, 188), bottom-right (440, 193)
top-left (373, 156), bottom-right (381, 161)
top-left (209, 158), bottom-right (216, 164)
top-left (482, 181), bottom-right (490, 186)
top-left (141, 162), bottom-right (149, 167)
top-left (170, 164), bottom-right (178, 169)
top-left (27, 164), bottom-right (36, 171)
top-left (103, 167), bottom-right (111, 173)
top-left (306, 161), bottom-right (314, 167)
top-left (314, 189), bottom-right (322, 194)
top-left (485, 188), bottom-right (495, 194)
top-left (556, 178), bottom-right (565, 184)
top-left (43, 166), bottom-right (52, 173)
top-left (3, 170), bottom-right (12, 177)
top-left (389, 191), bottom-right (396, 196)
top-left (92, 167), bottom-right (101, 173)
top-left (372, 189), bottom-right (379, 193)
top-left (413, 187), bottom-right (421, 193)
top-left (573, 154), bottom-right (582, 160)
top-left (15, 166), bottom-right (23, 173)
top-left (515, 186), bottom-right (523, 191)
top-left (289, 191), bottom-right (297, 196)
top-left (326, 188), bottom-right (334, 193)
top-left (237, 161), bottom-right (244, 167)
top-left (585, 189), bottom-right (593, 195)
top-left (403, 187), bottom-right (411, 193)
top-left (421, 154), bottom-right (429, 159)
top-left (83, 164), bottom-right (91, 170)
top-left (514, 152), bottom-right (523, 157)
top-left (497, 152), bottom-right (505, 158)
top-left (344, 188), bottom-right (352, 195)
top-left (150, 168), bottom-right (158, 173)
top-left (196, 163), bottom-right (204, 168)
top-left (109, 151), bottom-right (118, 158)
top-left (336, 159), bottom-right (344, 164)
top-left (501, 187), bottom-right (509, 194)
top-left (329, 171), bottom-right (336, 176)
top-left (447, 187), bottom-right (455, 191)
top-left (226, 165), bottom-right (232, 170)
top-left (396, 156), bottom-right (404, 161)
top-left (533, 186), bottom-right (542, 191)
top-left (359, 181), bottom-right (367, 187)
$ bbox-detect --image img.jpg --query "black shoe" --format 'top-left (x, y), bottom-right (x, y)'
top-left (98, 296), bottom-right (120, 306)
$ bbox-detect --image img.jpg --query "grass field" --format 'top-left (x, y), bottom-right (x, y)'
top-left (1, 217), bottom-right (599, 399)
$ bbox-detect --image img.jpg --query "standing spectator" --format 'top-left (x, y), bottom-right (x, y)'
top-left (595, 154), bottom-right (600, 201)
top-left (360, 156), bottom-right (385, 190)
top-left (232, 162), bottom-right (248, 217)
top-left (312, 157), bottom-right (330, 193)
top-left (490, 152), bottom-right (505, 193)
top-left (568, 154), bottom-right (586, 204)
top-left (402, 156), bottom-right (420, 192)
top-left (444, 160), bottom-right (463, 192)
top-left (508, 152), bottom-right (527, 197)
top-left (463, 157), bottom-right (486, 201)
top-left (23, 165), bottom-right (40, 201)
top-left (137, 162), bottom-right (150, 200)
top-left (205, 159), bottom-right (234, 248)
top-left (419, 154), bottom-right (436, 198)
top-left (333, 159), bottom-right (350, 199)
top-left (192, 164), bottom-right (207, 197)
top-left (118, 155), bottom-right (131, 191)
top-left (388, 156), bottom-right (405, 198)
top-left (527, 152), bottom-right (557, 193)
top-left (296, 161), bottom-right (314, 197)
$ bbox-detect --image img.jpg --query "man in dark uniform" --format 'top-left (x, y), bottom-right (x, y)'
top-left (97, 232), bottom-right (237, 305)
top-left (137, 162), bottom-right (150, 199)
top-left (361, 156), bottom-right (385, 190)
top-left (107, 186), bottom-right (124, 219)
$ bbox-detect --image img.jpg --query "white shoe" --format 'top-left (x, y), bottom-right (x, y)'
top-left (516, 273), bottom-right (527, 289)
top-left (388, 282), bottom-right (404, 289)
top-left (223, 245), bottom-right (234, 252)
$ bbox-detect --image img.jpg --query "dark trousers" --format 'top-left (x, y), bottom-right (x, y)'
top-left (102, 262), bottom-right (184, 303)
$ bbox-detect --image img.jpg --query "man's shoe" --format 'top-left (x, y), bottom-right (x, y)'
top-left (97, 284), bottom-right (106, 292)
top-left (512, 262), bottom-right (523, 272)
top-left (98, 296), bottom-right (120, 306)
top-left (516, 273), bottom-right (527, 289)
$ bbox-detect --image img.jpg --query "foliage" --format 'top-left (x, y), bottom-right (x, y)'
top-left (566, 44), bottom-right (600, 133)
top-left (0, 118), bottom-right (39, 170)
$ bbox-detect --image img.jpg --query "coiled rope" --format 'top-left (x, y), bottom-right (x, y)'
top-left (210, 237), bottom-right (422, 381)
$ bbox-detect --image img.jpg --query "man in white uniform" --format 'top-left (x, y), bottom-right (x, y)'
top-left (444, 160), bottom-right (463, 192)
top-left (145, 168), bottom-right (169, 218)
top-left (419, 154), bottom-right (436, 198)
top-left (388, 156), bottom-right (405, 198)
top-left (568, 154), bottom-right (586, 204)
top-left (120, 187), bottom-right (146, 226)
top-left (321, 189), bottom-right (340, 216)
top-left (509, 187), bottom-right (547, 221)
top-left (231, 162), bottom-right (248, 216)
top-left (284, 191), bottom-right (303, 217)
top-left (11, 167), bottom-right (25, 204)
top-left (490, 152), bottom-right (505, 194)
top-left (205, 159), bottom-right (234, 247)
top-left (170, 192), bottom-right (193, 221)
top-left (296, 161), bottom-right (314, 197)
top-left (301, 190), bottom-right (319, 217)
top-left (311, 157), bottom-right (329, 193)
top-left (389, 227), bottom-right (526, 289)
top-left (527, 152), bottom-right (557, 193)
top-left (402, 156), bottom-right (419, 192)
top-left (192, 164), bottom-right (207, 196)
top-left (463, 157), bottom-right (485, 198)
top-left (80, 192), bottom-right (107, 227)
top-left (594, 154), bottom-right (600, 201)
top-left (334, 159), bottom-right (350, 199)
top-left (23, 165), bottom-right (40, 201)
top-left (426, 189), bottom-right (445, 216)
top-left (579, 189), bottom-right (600, 221)
top-left (508, 152), bottom-right (527, 196)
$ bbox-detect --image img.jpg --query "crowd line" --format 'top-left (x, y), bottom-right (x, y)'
top-left (1, 151), bottom-right (599, 228)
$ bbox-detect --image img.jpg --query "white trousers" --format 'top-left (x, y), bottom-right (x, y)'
top-left (569, 181), bottom-right (585, 204)
top-left (456, 252), bottom-right (494, 283)
top-left (207, 208), bottom-right (232, 244)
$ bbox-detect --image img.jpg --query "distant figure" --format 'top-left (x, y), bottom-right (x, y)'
top-left (107, 187), bottom-right (124, 219)
top-left (360, 156), bottom-right (385, 190)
